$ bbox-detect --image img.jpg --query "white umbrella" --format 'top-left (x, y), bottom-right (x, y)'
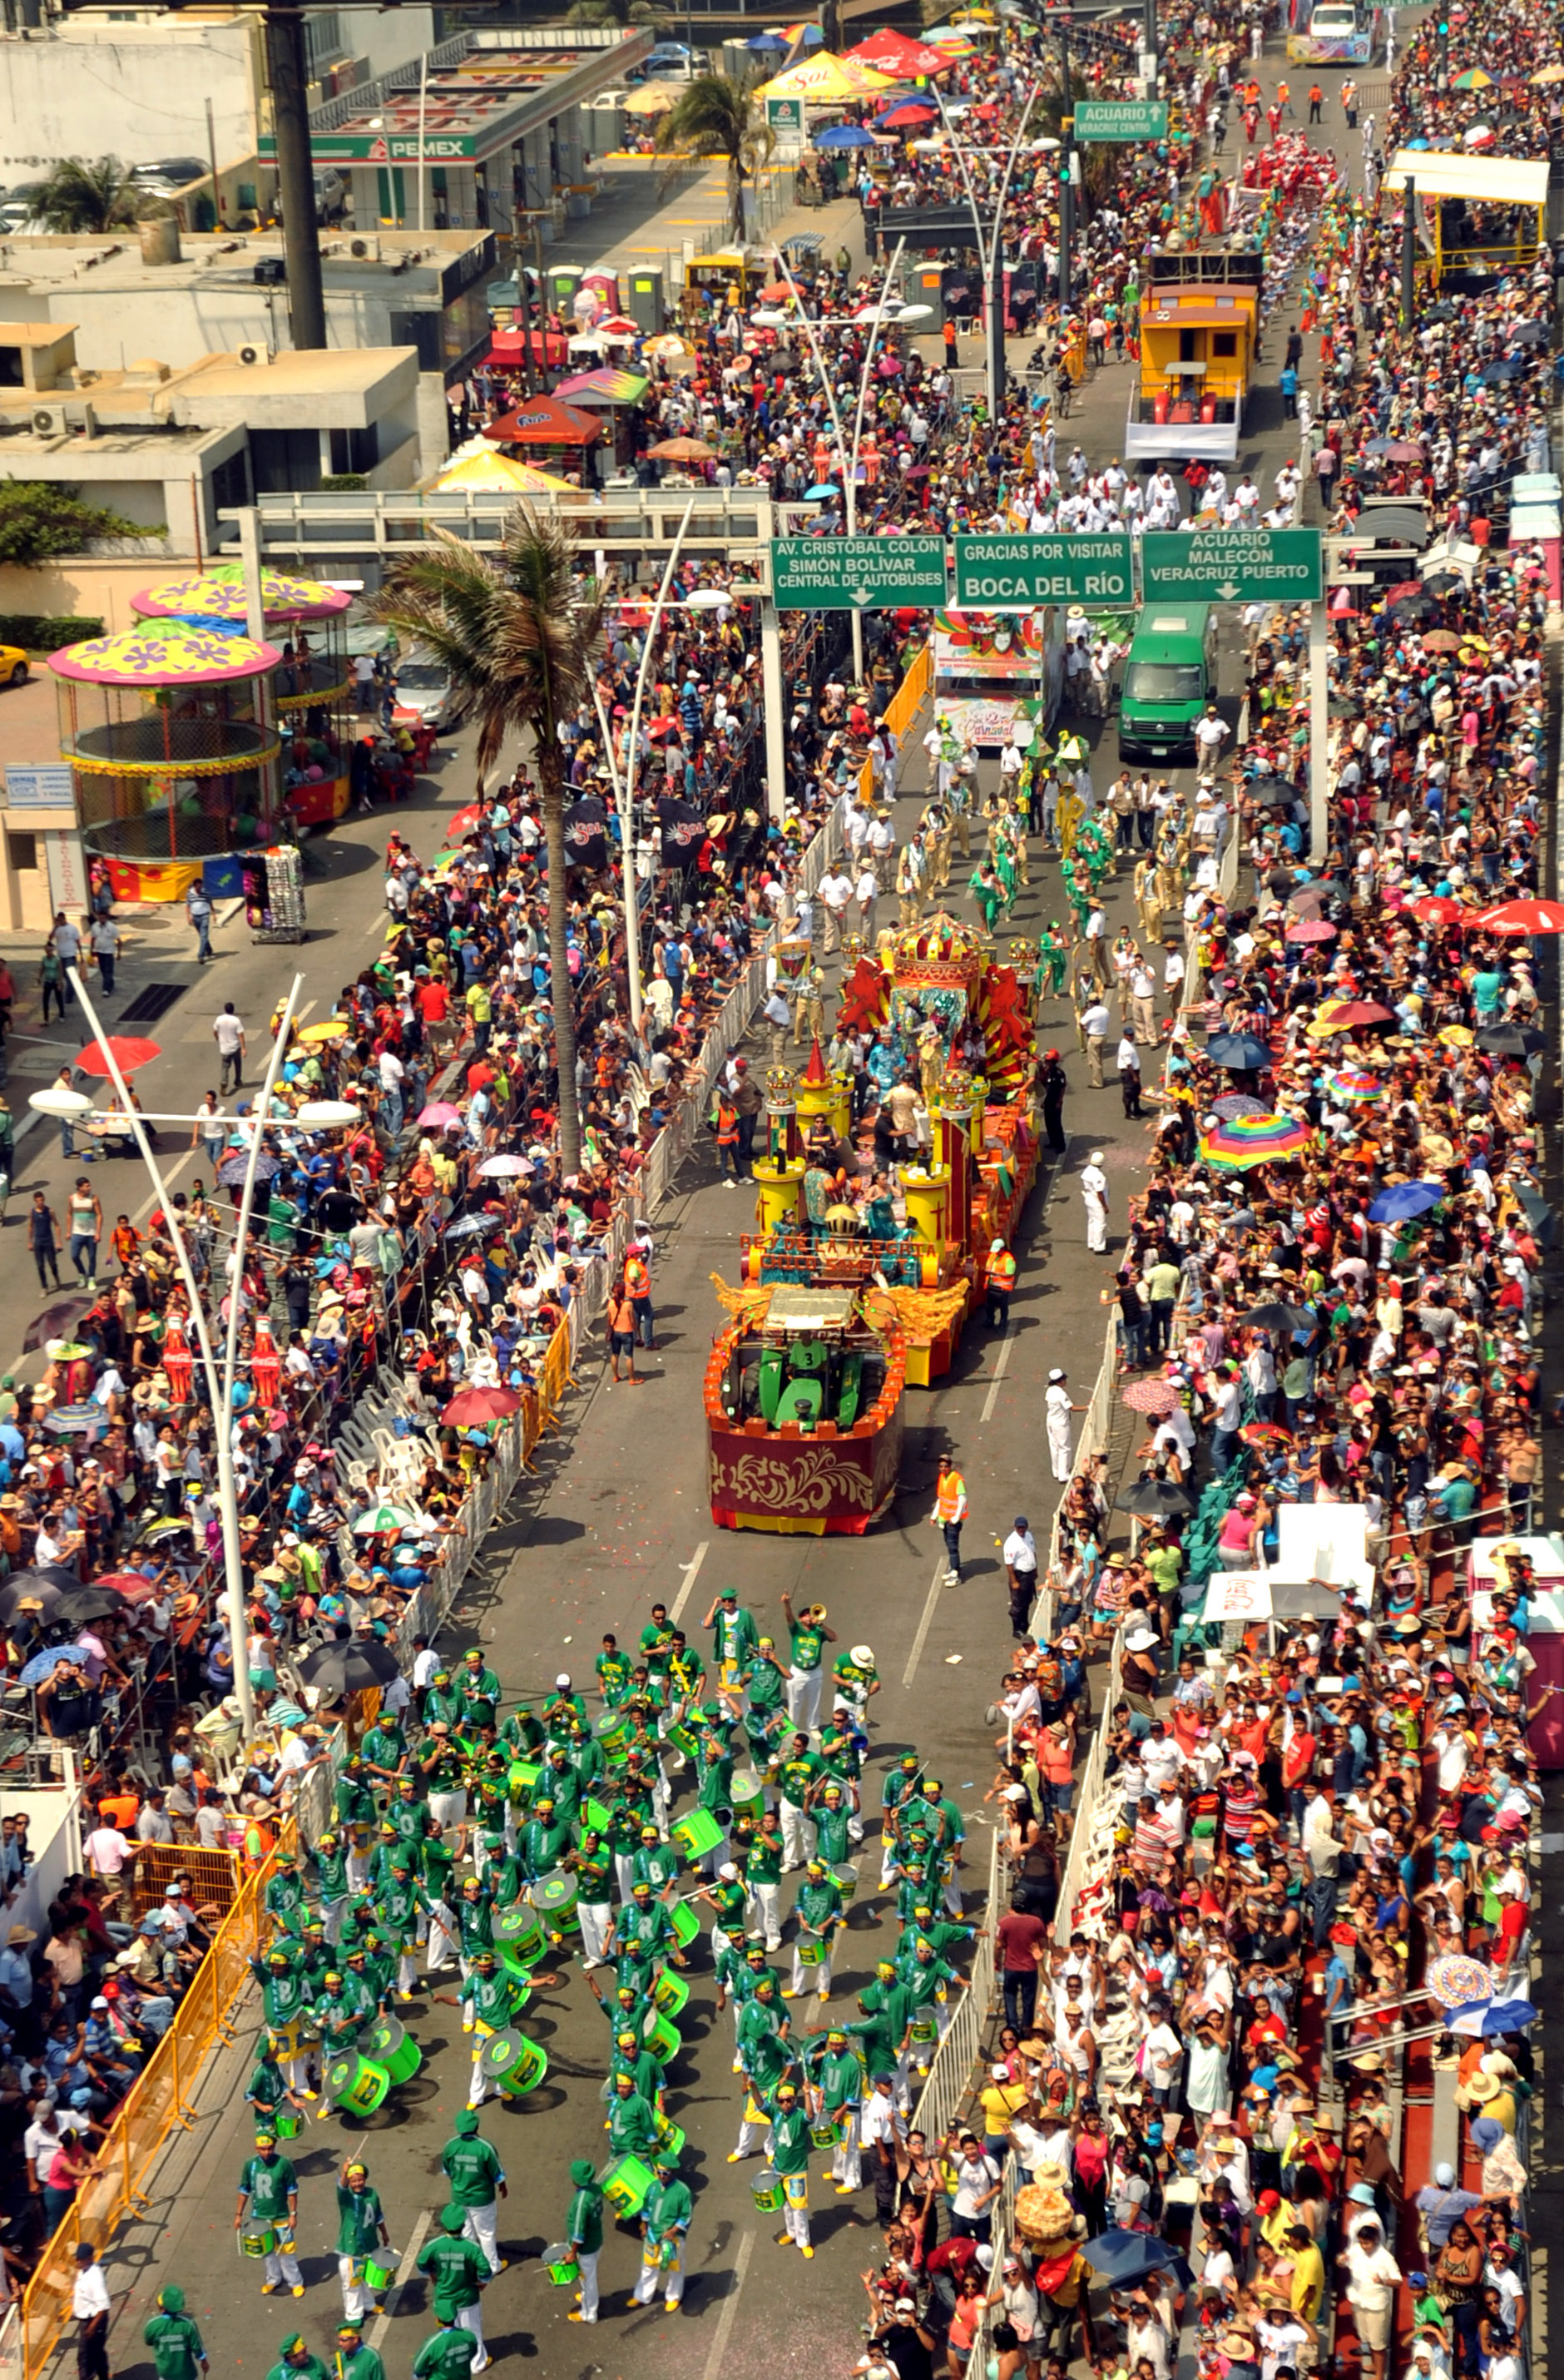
top-left (478, 1153), bottom-right (532, 1178)
top-left (353, 1499), bottom-right (422, 1535)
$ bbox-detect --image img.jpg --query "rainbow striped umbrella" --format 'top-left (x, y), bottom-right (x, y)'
top-left (1198, 1112), bottom-right (1313, 1168)
top-left (1326, 1069), bottom-right (1384, 1104)
top-left (552, 368), bottom-right (650, 406)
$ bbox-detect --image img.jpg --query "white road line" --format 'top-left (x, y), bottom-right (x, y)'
top-left (903, 1551), bottom-right (949, 1687)
top-left (366, 2207), bottom-right (433, 2349)
top-left (131, 1150), bottom-right (191, 1225)
top-left (668, 1539), bottom-right (710, 1624)
top-left (980, 1335), bottom-right (1014, 1426)
top-left (293, 999), bottom-right (317, 1029)
top-left (700, 2225), bottom-right (755, 2380)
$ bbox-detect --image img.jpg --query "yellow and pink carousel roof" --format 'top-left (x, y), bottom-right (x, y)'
top-left (131, 566), bottom-right (352, 625)
top-left (51, 619), bottom-right (282, 687)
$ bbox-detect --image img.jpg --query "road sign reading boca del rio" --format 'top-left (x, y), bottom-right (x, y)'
top-left (952, 533), bottom-right (1134, 610)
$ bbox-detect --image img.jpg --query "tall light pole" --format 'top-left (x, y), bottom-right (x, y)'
top-left (42, 974), bottom-right (358, 1738)
top-left (932, 82), bottom-right (1045, 420)
top-left (769, 240), bottom-right (908, 683)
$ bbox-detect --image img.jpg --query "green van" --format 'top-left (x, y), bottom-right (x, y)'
top-left (1118, 605), bottom-right (1221, 761)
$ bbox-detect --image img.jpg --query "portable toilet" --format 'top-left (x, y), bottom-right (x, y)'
top-left (626, 265), bottom-right (666, 335)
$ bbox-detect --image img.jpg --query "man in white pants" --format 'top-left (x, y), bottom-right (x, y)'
top-left (781, 1593), bottom-right (832, 1736)
top-left (1046, 1368), bottom-right (1081, 1483)
top-left (565, 2159), bottom-right (602, 2323)
top-left (1080, 1150), bottom-right (1109, 1252)
top-left (631, 2149), bottom-right (691, 2311)
top-left (777, 1732), bottom-right (821, 1872)
top-left (442, 2110), bottom-right (507, 2275)
top-left (417, 2215), bottom-right (490, 2372)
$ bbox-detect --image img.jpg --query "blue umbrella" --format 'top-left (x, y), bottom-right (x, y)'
top-left (804, 481), bottom-right (841, 499)
top-left (1081, 2229), bottom-right (1193, 2288)
top-left (19, 1644), bottom-right (94, 1688)
top-left (817, 123), bottom-right (877, 147)
top-left (747, 28), bottom-right (788, 46)
top-left (1368, 1180), bottom-right (1444, 1222)
top-left (1205, 1033), bottom-right (1272, 1070)
top-left (1452, 1996), bottom-right (1537, 2037)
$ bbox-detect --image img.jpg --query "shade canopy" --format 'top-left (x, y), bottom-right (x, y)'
top-left (755, 52), bottom-right (894, 98)
top-left (483, 394), bottom-right (602, 447)
top-left (132, 567), bottom-right (351, 625)
top-left (52, 620), bottom-right (282, 687)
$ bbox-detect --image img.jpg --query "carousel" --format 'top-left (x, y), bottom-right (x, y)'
top-left (52, 619), bottom-right (285, 905)
top-left (705, 914), bottom-right (1039, 1532)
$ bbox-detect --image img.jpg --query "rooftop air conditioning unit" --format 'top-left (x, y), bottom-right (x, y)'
top-left (348, 235), bottom-right (380, 261)
top-left (236, 342), bottom-right (273, 366)
top-left (29, 404), bottom-right (67, 438)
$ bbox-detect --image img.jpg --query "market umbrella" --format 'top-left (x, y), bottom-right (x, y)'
top-left (1477, 897), bottom-right (1564, 934)
top-left (1475, 1023), bottom-right (1544, 1056)
top-left (18, 1644), bottom-right (95, 1688)
top-left (1367, 1180), bottom-right (1443, 1222)
top-left (418, 1101), bottom-right (463, 1129)
top-left (353, 1500), bottom-right (421, 1535)
top-left (1284, 918), bottom-right (1336, 944)
top-left (1211, 1093), bottom-right (1270, 1119)
top-left (1237, 1302), bottom-right (1316, 1333)
top-left (1121, 1377), bottom-right (1180, 1416)
top-left (1114, 1479), bottom-right (1195, 1517)
top-left (1205, 1033), bottom-right (1273, 1070)
top-left (646, 435), bottom-right (716, 463)
top-left (1199, 1113), bottom-right (1312, 1168)
top-left (1450, 1996), bottom-right (1537, 2037)
top-left (442, 1386), bottom-right (523, 1427)
top-left (22, 1297), bottom-right (93, 1352)
top-left (1327, 1068), bottom-right (1384, 1103)
top-left (298, 1638), bottom-right (402, 1696)
top-left (817, 123), bottom-right (877, 146)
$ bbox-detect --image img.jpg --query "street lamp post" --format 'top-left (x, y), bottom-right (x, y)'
top-left (44, 972), bottom-right (359, 1741)
top-left (932, 82), bottom-right (1045, 421)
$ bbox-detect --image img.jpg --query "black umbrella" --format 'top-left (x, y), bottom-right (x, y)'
top-left (1238, 1301), bottom-right (1316, 1333)
top-left (1476, 1024), bottom-right (1543, 1056)
top-left (0, 1575), bottom-right (64, 1625)
top-left (1423, 570), bottom-right (1465, 593)
top-left (1114, 1479), bottom-right (1195, 1518)
top-left (51, 1584), bottom-right (120, 1627)
top-left (299, 1638), bottom-right (402, 1696)
top-left (1424, 300), bottom-right (1458, 324)
top-left (1385, 591), bottom-right (1440, 621)
top-left (1482, 356), bottom-right (1525, 383)
top-left (1326, 694), bottom-right (1363, 720)
top-left (22, 1297), bottom-right (94, 1354)
top-left (1515, 1186), bottom-right (1556, 1250)
top-left (219, 1149), bottom-right (280, 1187)
top-left (1512, 320), bottom-right (1548, 345)
top-left (1205, 1033), bottom-right (1272, 1070)
top-left (1249, 779), bottom-right (1301, 806)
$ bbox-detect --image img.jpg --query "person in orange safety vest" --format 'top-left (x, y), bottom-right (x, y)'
top-left (986, 1237), bottom-right (1017, 1329)
top-left (930, 1456), bottom-right (968, 1586)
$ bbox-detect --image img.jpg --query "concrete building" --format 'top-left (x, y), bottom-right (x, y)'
top-left (0, 324), bottom-right (424, 553)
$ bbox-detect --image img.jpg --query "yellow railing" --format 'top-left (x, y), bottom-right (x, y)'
top-left (21, 1826), bottom-right (291, 2380)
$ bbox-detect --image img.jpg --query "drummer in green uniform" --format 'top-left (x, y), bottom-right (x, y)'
top-left (143, 2285), bottom-right (207, 2380)
top-left (703, 1587), bottom-right (759, 1712)
top-left (313, 1831), bottom-right (353, 1947)
top-left (596, 1633), bottom-right (633, 1711)
top-left (454, 1949), bottom-right (518, 2110)
top-left (415, 2208), bottom-right (491, 2373)
top-left (265, 1850), bottom-right (308, 1939)
top-left (264, 2335), bottom-right (329, 2380)
top-left (412, 2318), bottom-right (478, 2380)
top-left (804, 2025), bottom-right (865, 2194)
top-left (334, 2157), bottom-right (393, 2323)
top-left (765, 2080), bottom-right (815, 2259)
top-left (742, 1808), bottom-right (785, 1951)
top-left (879, 1754), bottom-right (924, 1889)
top-left (360, 1708), bottom-right (408, 1790)
top-left (440, 2108), bottom-right (507, 2276)
top-left (376, 1858), bottom-right (426, 2002)
top-left (333, 2318), bottom-right (386, 2380)
top-left (235, 2130), bottom-right (304, 2296)
top-left (245, 2039), bottom-right (307, 2135)
top-left (333, 1755), bottom-right (376, 1890)
top-left (516, 1797), bottom-right (569, 1884)
top-left (566, 1824), bottom-right (614, 1971)
top-left (631, 2147), bottom-right (692, 2315)
top-left (605, 2069), bottom-right (661, 2162)
top-left (608, 2025), bottom-right (665, 2115)
top-left (250, 1946), bottom-right (312, 2095)
top-left (786, 1859), bottom-right (846, 2005)
top-left (564, 2158), bottom-right (604, 2325)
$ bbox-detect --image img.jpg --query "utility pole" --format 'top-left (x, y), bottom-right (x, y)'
top-left (1400, 176), bottom-right (1416, 325)
top-left (1057, 13), bottom-right (1075, 310)
top-left (265, 0), bottom-right (327, 350)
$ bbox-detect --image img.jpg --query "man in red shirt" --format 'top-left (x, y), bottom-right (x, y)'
top-left (994, 1897), bottom-right (1047, 2035)
top-left (414, 971), bottom-right (452, 1059)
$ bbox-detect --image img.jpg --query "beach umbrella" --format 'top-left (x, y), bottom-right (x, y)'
top-left (1205, 1033), bottom-right (1272, 1070)
top-left (646, 436), bottom-right (716, 463)
top-left (1114, 1479), bottom-right (1195, 1517)
top-left (299, 1638), bottom-right (402, 1696)
top-left (1326, 1068), bottom-right (1384, 1104)
top-left (1426, 1952), bottom-right (1495, 2010)
top-left (1367, 1181), bottom-right (1443, 1222)
top-left (1476, 897), bottom-right (1564, 935)
top-left (1121, 1377), bottom-right (1180, 1416)
top-left (747, 28), bottom-right (788, 47)
top-left (1284, 918), bottom-right (1336, 944)
top-left (1199, 1113), bottom-right (1312, 1168)
top-left (1452, 65), bottom-right (1492, 85)
top-left (18, 1644), bottom-right (95, 1688)
top-left (353, 1500), bottom-right (421, 1535)
top-left (442, 1386), bottom-right (523, 1427)
top-left (417, 1101), bottom-right (463, 1129)
top-left (74, 1034), bottom-right (161, 1077)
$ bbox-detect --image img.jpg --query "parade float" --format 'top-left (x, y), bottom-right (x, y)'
top-left (705, 913), bottom-right (1039, 1534)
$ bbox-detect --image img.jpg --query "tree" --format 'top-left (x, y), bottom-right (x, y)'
top-left (371, 506), bottom-right (605, 1178)
top-left (653, 72), bottom-right (776, 240)
top-left (34, 156), bottom-right (160, 236)
top-left (0, 482), bottom-right (159, 568)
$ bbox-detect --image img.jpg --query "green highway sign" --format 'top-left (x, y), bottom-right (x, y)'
top-left (1072, 98), bottom-right (1169, 141)
top-left (771, 534), bottom-right (948, 612)
top-left (953, 532), bottom-right (1134, 610)
top-left (1140, 527), bottom-right (1324, 605)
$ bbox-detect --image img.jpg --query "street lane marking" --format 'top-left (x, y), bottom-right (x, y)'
top-left (700, 2225), bottom-right (755, 2379)
top-left (903, 1550), bottom-right (949, 1687)
top-left (367, 2207), bottom-right (433, 2349)
top-left (669, 1539), bottom-right (710, 1624)
top-left (980, 1336), bottom-right (1013, 1425)
top-left (131, 1151), bottom-right (191, 1225)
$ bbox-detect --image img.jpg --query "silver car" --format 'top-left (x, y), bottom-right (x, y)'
top-left (390, 648), bottom-right (469, 732)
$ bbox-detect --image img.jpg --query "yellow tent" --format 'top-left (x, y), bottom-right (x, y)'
top-left (755, 52), bottom-right (895, 98)
top-left (433, 450), bottom-right (577, 494)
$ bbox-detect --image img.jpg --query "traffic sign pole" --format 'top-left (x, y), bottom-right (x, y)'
top-left (761, 593), bottom-right (787, 826)
top-left (1309, 599), bottom-right (1329, 866)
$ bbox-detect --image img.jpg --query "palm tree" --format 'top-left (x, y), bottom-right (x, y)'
top-left (35, 156), bottom-right (157, 235)
top-left (654, 71), bottom-right (776, 240)
top-left (371, 506), bottom-right (606, 1177)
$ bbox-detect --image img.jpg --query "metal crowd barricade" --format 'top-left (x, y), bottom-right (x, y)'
top-left (910, 1825), bottom-right (1001, 2144)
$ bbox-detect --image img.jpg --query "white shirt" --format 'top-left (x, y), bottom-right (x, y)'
top-left (72, 2263), bottom-right (111, 2323)
top-left (213, 1012), bottom-right (244, 1056)
top-left (1002, 1527), bottom-right (1038, 1575)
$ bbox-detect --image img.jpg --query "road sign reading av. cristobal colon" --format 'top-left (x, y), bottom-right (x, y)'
top-left (953, 532), bottom-right (1134, 609)
top-left (1140, 527), bottom-right (1324, 606)
top-left (1072, 98), bottom-right (1170, 141)
top-left (771, 535), bottom-right (948, 612)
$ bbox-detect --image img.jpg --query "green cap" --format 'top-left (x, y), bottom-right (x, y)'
top-left (440, 2204), bottom-right (465, 2234)
top-left (569, 2158), bottom-right (596, 2185)
top-left (158, 2288), bottom-right (186, 2313)
top-left (455, 2110), bottom-right (480, 2136)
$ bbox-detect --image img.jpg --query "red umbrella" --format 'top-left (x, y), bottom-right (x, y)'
top-left (1122, 1377), bottom-right (1180, 1416)
top-left (1319, 999), bottom-right (1394, 1026)
top-left (1475, 898), bottom-right (1564, 935)
top-left (76, 1035), bottom-right (161, 1076)
top-left (442, 1386), bottom-right (522, 1427)
top-left (443, 804), bottom-right (484, 840)
top-left (95, 1570), bottom-right (165, 1604)
top-left (1413, 896), bottom-right (1467, 926)
top-left (1284, 919), bottom-right (1336, 944)
top-left (1240, 1421), bottom-right (1293, 1448)
top-left (972, 101), bottom-right (1001, 118)
top-left (482, 394), bottom-right (601, 447)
